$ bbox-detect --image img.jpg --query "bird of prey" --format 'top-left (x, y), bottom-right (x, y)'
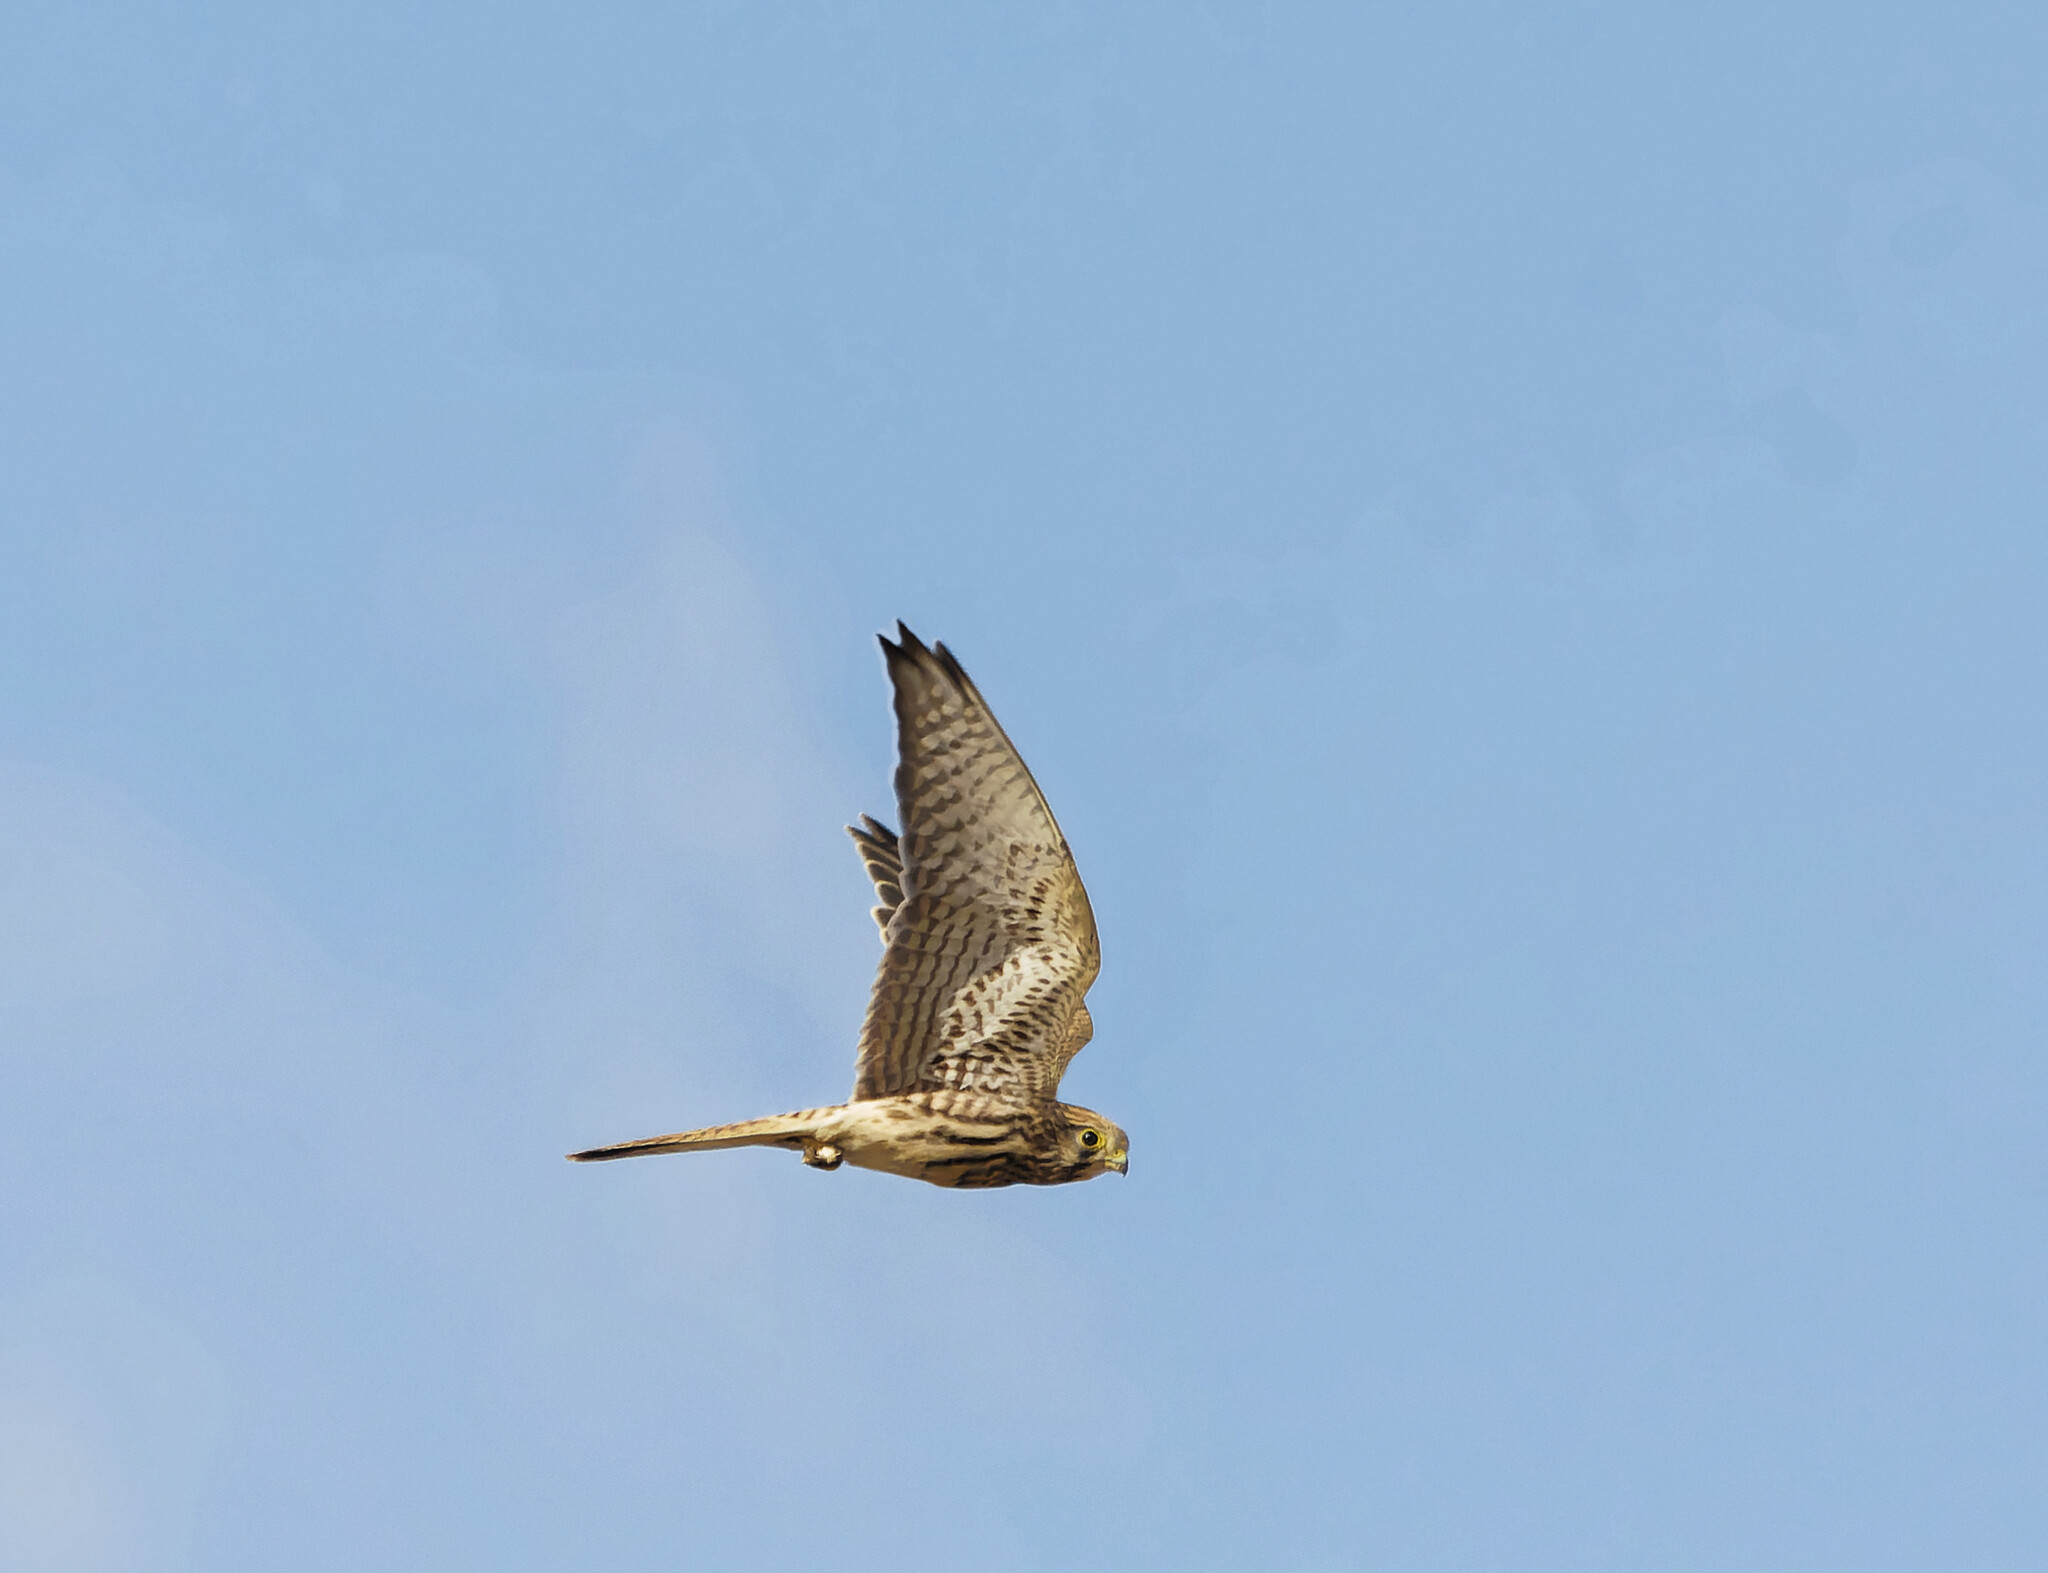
top-left (568, 624), bottom-right (1126, 1189)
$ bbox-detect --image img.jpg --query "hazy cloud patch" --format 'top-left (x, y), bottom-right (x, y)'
top-left (1844, 161), bottom-right (2048, 368)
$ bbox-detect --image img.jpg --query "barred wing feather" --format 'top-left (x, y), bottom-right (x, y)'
top-left (850, 626), bottom-right (1100, 1104)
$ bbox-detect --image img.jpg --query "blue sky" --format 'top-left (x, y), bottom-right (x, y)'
top-left (4, 4), bottom-right (2046, 1568)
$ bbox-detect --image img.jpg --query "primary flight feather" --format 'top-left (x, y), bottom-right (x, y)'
top-left (568, 623), bottom-right (1125, 1188)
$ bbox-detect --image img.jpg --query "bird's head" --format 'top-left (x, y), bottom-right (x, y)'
top-left (1055, 1104), bottom-right (1129, 1179)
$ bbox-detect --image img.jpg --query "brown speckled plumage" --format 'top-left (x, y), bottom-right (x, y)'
top-left (568, 625), bottom-right (1125, 1189)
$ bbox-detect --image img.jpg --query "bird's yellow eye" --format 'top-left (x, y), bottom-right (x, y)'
top-left (1079, 1129), bottom-right (1100, 1148)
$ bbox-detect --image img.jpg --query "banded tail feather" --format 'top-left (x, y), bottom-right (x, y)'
top-left (567, 1109), bottom-right (833, 1163)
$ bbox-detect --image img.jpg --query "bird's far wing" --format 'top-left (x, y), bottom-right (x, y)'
top-left (846, 814), bottom-right (904, 938)
top-left (851, 625), bottom-right (1101, 1104)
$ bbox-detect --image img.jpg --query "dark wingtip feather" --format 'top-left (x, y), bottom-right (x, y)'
top-left (879, 621), bottom-right (979, 711)
top-left (931, 640), bottom-right (971, 687)
top-left (879, 621), bottom-right (927, 664)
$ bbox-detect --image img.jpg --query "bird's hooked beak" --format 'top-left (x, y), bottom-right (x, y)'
top-left (1107, 1147), bottom-right (1128, 1175)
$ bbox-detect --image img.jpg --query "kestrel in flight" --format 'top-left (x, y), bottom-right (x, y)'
top-left (568, 624), bottom-right (1126, 1188)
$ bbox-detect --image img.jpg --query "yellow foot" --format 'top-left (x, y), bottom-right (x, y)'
top-left (803, 1142), bottom-right (844, 1171)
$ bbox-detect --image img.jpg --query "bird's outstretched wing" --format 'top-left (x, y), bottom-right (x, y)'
top-left (851, 625), bottom-right (1100, 1105)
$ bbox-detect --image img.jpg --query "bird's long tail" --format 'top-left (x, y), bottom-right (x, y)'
top-left (566, 1108), bottom-right (836, 1163)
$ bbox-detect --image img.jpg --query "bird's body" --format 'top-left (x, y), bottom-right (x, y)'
top-left (569, 625), bottom-right (1126, 1188)
top-left (575, 1091), bottom-right (1119, 1190)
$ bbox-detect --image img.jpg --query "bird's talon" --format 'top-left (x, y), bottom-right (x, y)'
top-left (804, 1143), bottom-right (844, 1170)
